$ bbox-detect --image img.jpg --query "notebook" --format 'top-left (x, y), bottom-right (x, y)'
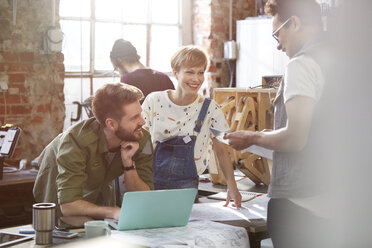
top-left (105, 188), bottom-right (197, 231)
top-left (207, 191), bottom-right (263, 202)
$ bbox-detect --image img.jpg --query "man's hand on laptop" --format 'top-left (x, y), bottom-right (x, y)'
top-left (113, 208), bottom-right (121, 220)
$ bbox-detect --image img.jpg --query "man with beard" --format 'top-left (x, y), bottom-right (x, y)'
top-left (225, 0), bottom-right (325, 247)
top-left (33, 83), bottom-right (154, 221)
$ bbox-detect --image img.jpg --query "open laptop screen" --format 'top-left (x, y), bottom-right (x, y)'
top-left (107, 188), bottom-right (197, 231)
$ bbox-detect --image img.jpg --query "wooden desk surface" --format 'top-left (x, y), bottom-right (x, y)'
top-left (1, 172), bottom-right (268, 248)
top-left (198, 174), bottom-right (269, 248)
top-left (0, 169), bottom-right (37, 187)
top-left (197, 196), bottom-right (268, 233)
top-left (2, 203), bottom-right (268, 248)
top-left (0, 224), bottom-right (87, 247)
top-left (0, 169), bottom-right (37, 228)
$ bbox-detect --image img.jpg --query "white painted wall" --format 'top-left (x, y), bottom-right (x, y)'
top-left (236, 17), bottom-right (289, 88)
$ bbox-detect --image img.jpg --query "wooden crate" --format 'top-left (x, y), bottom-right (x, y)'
top-left (211, 88), bottom-right (277, 186)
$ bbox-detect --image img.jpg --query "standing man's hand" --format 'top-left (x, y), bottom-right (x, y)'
top-left (224, 130), bottom-right (257, 150)
top-left (120, 141), bottom-right (139, 167)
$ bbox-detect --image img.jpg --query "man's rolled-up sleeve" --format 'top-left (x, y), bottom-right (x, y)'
top-left (56, 133), bottom-right (88, 204)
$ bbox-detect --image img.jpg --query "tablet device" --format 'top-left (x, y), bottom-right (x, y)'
top-left (0, 232), bottom-right (33, 247)
top-left (0, 126), bottom-right (21, 158)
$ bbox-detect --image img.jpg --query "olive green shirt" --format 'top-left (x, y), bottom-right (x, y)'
top-left (33, 118), bottom-right (154, 217)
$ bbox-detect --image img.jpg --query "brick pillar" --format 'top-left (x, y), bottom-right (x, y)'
top-left (0, 0), bottom-right (65, 163)
top-left (193, 0), bottom-right (256, 97)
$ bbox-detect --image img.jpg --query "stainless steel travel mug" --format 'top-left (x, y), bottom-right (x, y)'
top-left (32, 203), bottom-right (56, 245)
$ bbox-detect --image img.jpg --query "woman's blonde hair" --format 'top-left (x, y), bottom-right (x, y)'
top-left (171, 45), bottom-right (208, 72)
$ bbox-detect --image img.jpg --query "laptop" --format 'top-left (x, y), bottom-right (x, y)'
top-left (105, 188), bottom-right (197, 231)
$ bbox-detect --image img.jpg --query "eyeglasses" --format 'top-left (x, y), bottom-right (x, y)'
top-left (272, 17), bottom-right (292, 42)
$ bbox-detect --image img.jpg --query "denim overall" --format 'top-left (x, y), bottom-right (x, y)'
top-left (153, 98), bottom-right (211, 190)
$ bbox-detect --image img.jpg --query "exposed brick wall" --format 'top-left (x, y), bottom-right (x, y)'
top-left (193, 0), bottom-right (256, 96)
top-left (0, 0), bottom-right (65, 163)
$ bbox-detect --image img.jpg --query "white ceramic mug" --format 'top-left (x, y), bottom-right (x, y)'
top-left (84, 220), bottom-right (111, 239)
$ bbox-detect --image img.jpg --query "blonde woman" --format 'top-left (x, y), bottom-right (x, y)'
top-left (142, 46), bottom-right (241, 208)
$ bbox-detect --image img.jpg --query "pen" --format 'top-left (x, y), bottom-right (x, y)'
top-left (19, 230), bottom-right (35, 234)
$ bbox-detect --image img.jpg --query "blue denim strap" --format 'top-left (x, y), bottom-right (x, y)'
top-left (114, 177), bottom-right (121, 207)
top-left (194, 98), bottom-right (211, 133)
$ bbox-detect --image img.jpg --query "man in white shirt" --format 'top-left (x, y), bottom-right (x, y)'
top-left (225, 0), bottom-right (325, 247)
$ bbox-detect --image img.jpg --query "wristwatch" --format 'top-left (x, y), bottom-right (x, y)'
top-left (123, 162), bottom-right (136, 171)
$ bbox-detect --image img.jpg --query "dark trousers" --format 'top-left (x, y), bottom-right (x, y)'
top-left (267, 198), bottom-right (328, 248)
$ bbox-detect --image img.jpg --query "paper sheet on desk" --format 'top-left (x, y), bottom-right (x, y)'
top-left (111, 220), bottom-right (249, 248)
top-left (190, 195), bottom-right (269, 221)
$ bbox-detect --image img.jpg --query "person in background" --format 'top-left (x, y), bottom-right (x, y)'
top-left (142, 45), bottom-right (242, 208)
top-left (110, 39), bottom-right (175, 103)
top-left (225, 0), bottom-right (325, 247)
top-left (33, 83), bottom-right (154, 221)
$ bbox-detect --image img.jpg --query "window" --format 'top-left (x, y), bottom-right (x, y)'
top-left (60, 0), bottom-right (191, 129)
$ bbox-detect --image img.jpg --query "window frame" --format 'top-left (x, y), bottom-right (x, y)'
top-left (60, 0), bottom-right (191, 96)
top-left (60, 0), bottom-right (190, 129)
